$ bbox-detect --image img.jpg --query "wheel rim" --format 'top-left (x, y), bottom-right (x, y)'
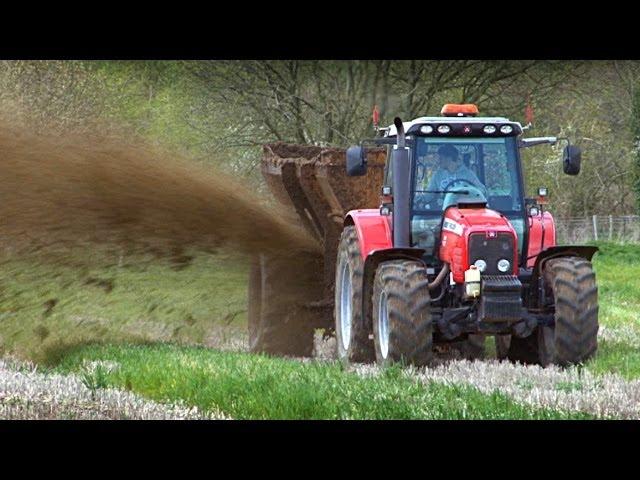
top-left (378, 291), bottom-right (389, 359)
top-left (339, 260), bottom-right (352, 351)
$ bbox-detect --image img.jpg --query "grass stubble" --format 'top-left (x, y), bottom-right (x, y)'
top-left (0, 357), bottom-right (225, 419)
top-left (53, 343), bottom-right (593, 420)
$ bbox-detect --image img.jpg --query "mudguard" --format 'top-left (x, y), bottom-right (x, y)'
top-left (527, 211), bottom-right (557, 268)
top-left (345, 210), bottom-right (426, 331)
top-left (344, 209), bottom-right (393, 259)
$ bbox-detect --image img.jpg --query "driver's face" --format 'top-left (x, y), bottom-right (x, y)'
top-left (438, 154), bottom-right (459, 173)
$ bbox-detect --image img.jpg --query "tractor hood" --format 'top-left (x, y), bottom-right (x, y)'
top-left (446, 207), bottom-right (515, 231)
top-left (439, 206), bottom-right (519, 283)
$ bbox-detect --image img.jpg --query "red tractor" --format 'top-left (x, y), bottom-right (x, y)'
top-left (335, 104), bottom-right (599, 367)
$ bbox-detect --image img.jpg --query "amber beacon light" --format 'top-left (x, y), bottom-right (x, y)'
top-left (440, 104), bottom-right (479, 117)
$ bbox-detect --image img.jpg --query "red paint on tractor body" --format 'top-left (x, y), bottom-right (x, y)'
top-left (439, 207), bottom-right (518, 283)
top-left (345, 209), bottom-right (392, 259)
top-left (526, 211), bottom-right (556, 268)
top-left (348, 206), bottom-right (544, 282)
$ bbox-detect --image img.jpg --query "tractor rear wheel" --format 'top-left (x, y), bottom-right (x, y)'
top-left (372, 260), bottom-right (433, 367)
top-left (247, 253), bottom-right (316, 357)
top-left (506, 256), bottom-right (599, 366)
top-left (334, 226), bottom-right (375, 364)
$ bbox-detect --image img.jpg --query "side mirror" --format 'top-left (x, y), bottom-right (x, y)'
top-left (346, 146), bottom-right (367, 176)
top-left (563, 145), bottom-right (581, 175)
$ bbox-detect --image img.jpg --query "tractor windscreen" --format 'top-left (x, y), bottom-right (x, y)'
top-left (412, 137), bottom-right (521, 212)
top-left (409, 136), bottom-right (525, 256)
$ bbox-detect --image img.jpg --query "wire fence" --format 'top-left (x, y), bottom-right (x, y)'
top-left (555, 215), bottom-right (640, 244)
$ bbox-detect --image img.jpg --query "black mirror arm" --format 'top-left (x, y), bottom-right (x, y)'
top-left (358, 137), bottom-right (413, 165)
top-left (360, 137), bottom-right (400, 147)
top-left (518, 136), bottom-right (573, 149)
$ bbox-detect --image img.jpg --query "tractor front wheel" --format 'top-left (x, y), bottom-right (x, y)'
top-left (372, 260), bottom-right (433, 367)
top-left (506, 256), bottom-right (599, 366)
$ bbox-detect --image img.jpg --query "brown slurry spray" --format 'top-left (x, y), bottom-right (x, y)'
top-left (0, 122), bottom-right (320, 261)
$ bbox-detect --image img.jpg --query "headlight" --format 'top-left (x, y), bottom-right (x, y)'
top-left (500, 125), bottom-right (513, 134)
top-left (474, 259), bottom-right (487, 272)
top-left (420, 125), bottom-right (433, 134)
top-left (483, 125), bottom-right (496, 134)
top-left (497, 259), bottom-right (511, 272)
top-left (437, 125), bottom-right (451, 134)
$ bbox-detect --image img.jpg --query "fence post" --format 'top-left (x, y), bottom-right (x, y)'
top-left (592, 215), bottom-right (598, 241)
top-left (609, 215), bottom-right (613, 241)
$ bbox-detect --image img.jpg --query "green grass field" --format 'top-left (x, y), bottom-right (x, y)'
top-left (53, 343), bottom-right (591, 419)
top-left (583, 242), bottom-right (640, 379)
top-left (0, 248), bottom-right (248, 363)
top-left (1, 241), bottom-right (639, 419)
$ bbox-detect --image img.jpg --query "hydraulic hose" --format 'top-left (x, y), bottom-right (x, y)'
top-left (428, 263), bottom-right (450, 291)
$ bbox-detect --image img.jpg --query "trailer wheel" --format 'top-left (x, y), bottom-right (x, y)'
top-left (372, 260), bottom-right (433, 367)
top-left (335, 226), bottom-right (375, 364)
top-left (248, 253), bottom-right (316, 357)
top-left (507, 257), bottom-right (598, 366)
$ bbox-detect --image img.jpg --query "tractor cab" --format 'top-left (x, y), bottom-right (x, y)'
top-left (380, 105), bottom-right (527, 264)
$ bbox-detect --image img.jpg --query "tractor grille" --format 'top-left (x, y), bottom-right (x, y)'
top-left (468, 232), bottom-right (515, 275)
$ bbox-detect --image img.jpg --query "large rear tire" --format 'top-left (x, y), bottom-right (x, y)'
top-left (372, 260), bottom-right (433, 367)
top-left (506, 256), bottom-right (599, 366)
top-left (247, 253), bottom-right (316, 357)
top-left (334, 226), bottom-right (375, 364)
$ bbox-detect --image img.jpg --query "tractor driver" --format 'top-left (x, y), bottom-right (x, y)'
top-left (415, 144), bottom-right (486, 209)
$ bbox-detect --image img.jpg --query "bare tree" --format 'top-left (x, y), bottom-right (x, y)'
top-left (184, 60), bottom-right (580, 147)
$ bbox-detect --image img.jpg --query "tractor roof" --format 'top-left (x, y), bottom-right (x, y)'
top-left (384, 116), bottom-right (523, 137)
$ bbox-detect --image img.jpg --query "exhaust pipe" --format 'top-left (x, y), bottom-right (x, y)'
top-left (392, 117), bottom-right (411, 248)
